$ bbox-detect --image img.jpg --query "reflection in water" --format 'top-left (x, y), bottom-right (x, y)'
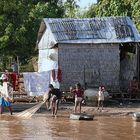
top-left (0, 114), bottom-right (140, 140)
top-left (0, 115), bottom-right (24, 140)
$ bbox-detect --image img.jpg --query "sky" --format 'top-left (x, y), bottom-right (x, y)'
top-left (77, 0), bottom-right (97, 9)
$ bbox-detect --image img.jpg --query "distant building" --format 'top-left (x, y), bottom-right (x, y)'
top-left (36, 16), bottom-right (140, 91)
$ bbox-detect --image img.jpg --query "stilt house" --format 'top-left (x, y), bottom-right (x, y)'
top-left (36, 16), bottom-right (140, 91)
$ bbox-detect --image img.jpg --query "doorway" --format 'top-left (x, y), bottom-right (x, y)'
top-left (119, 43), bottom-right (137, 91)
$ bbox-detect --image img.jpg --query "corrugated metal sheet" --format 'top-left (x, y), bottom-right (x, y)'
top-left (39, 16), bottom-right (140, 45)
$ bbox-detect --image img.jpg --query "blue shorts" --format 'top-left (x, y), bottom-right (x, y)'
top-left (0, 97), bottom-right (11, 107)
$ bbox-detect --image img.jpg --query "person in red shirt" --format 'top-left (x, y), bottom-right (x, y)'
top-left (70, 83), bottom-right (84, 113)
top-left (128, 76), bottom-right (139, 99)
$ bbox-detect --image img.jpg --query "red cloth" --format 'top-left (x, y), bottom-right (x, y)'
top-left (52, 69), bottom-right (56, 81)
top-left (57, 68), bottom-right (61, 82)
top-left (11, 72), bottom-right (17, 91)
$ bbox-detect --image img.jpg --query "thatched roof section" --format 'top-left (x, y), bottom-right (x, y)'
top-left (37, 16), bottom-right (140, 49)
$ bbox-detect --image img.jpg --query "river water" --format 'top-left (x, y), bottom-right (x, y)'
top-left (0, 114), bottom-right (140, 140)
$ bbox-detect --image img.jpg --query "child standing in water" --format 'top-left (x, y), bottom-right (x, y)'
top-left (70, 83), bottom-right (84, 113)
top-left (97, 86), bottom-right (105, 112)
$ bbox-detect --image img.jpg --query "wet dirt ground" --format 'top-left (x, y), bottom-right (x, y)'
top-left (0, 101), bottom-right (140, 140)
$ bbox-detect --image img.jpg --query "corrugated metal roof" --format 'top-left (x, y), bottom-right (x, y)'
top-left (37, 16), bottom-right (140, 48)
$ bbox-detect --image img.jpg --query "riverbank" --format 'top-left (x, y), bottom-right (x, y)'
top-left (8, 101), bottom-right (140, 117)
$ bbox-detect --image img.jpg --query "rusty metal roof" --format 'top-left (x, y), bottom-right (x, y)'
top-left (37, 16), bottom-right (140, 49)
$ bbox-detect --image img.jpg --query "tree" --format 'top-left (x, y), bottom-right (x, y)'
top-left (79, 4), bottom-right (97, 18)
top-left (82, 0), bottom-right (140, 32)
top-left (131, 0), bottom-right (140, 31)
top-left (64, 0), bottom-right (79, 18)
top-left (96, 0), bottom-right (132, 17)
top-left (0, 0), bottom-right (65, 70)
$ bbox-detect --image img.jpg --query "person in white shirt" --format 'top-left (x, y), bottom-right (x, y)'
top-left (97, 86), bottom-right (105, 111)
top-left (0, 70), bottom-right (10, 98)
top-left (0, 71), bottom-right (13, 115)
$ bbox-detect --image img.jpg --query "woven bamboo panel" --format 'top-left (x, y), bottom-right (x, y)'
top-left (59, 43), bottom-right (120, 91)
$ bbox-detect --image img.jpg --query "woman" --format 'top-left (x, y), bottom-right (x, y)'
top-left (1, 70), bottom-right (10, 97)
top-left (0, 92), bottom-right (12, 115)
top-left (45, 84), bottom-right (61, 117)
top-left (0, 70), bottom-right (12, 115)
top-left (70, 83), bottom-right (84, 113)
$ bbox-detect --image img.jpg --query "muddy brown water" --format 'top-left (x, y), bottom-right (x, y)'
top-left (0, 114), bottom-right (140, 140)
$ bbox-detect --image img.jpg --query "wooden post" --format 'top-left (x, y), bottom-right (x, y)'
top-left (136, 43), bottom-right (140, 83)
top-left (83, 65), bottom-right (86, 89)
top-left (17, 56), bottom-right (20, 74)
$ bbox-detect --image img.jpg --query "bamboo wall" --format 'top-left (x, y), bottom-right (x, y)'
top-left (58, 43), bottom-right (120, 91)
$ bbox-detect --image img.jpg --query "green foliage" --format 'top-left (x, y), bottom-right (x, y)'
top-left (96, 0), bottom-right (132, 17)
top-left (0, 0), bottom-right (139, 72)
top-left (131, 0), bottom-right (140, 31)
top-left (64, 0), bottom-right (79, 18)
top-left (82, 0), bottom-right (140, 32)
top-left (80, 4), bottom-right (97, 18)
top-left (0, 0), bottom-right (65, 71)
